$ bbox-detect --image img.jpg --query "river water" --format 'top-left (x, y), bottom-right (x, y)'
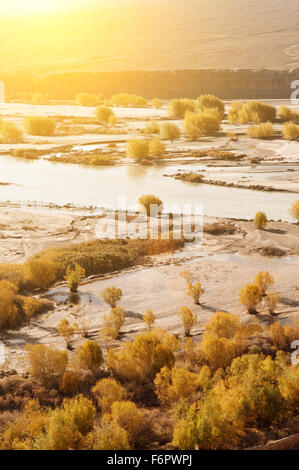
top-left (0, 155), bottom-right (297, 221)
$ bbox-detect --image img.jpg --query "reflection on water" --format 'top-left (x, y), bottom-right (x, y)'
top-left (46, 289), bottom-right (101, 306)
top-left (0, 155), bottom-right (296, 221)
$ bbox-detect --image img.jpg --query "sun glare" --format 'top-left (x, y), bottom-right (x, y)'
top-left (0, 0), bottom-right (62, 16)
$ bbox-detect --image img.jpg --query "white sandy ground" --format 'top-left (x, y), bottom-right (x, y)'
top-left (0, 208), bottom-right (298, 373)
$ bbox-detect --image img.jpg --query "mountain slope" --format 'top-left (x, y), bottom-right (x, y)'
top-left (0, 0), bottom-right (299, 72)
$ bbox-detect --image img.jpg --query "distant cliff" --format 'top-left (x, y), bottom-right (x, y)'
top-left (1, 69), bottom-right (299, 100)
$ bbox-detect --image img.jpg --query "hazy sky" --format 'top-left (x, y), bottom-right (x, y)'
top-left (0, 0), bottom-right (162, 16)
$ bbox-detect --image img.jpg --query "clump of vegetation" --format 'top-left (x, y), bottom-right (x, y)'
top-left (0, 121), bottom-right (23, 143)
top-left (126, 139), bottom-right (149, 160)
top-left (139, 194), bottom-right (163, 217)
top-left (0, 309), bottom-right (298, 451)
top-left (228, 101), bottom-right (276, 124)
top-left (178, 306), bottom-right (197, 336)
top-left (23, 116), bottom-right (56, 136)
top-left (100, 306), bottom-right (126, 340)
top-left (204, 223), bottom-right (236, 235)
top-left (75, 93), bottom-right (99, 107)
top-left (75, 340), bottom-right (104, 372)
top-left (101, 286), bottom-right (122, 308)
top-left (109, 93), bottom-right (147, 107)
top-left (143, 119), bottom-right (160, 135)
top-left (48, 153), bottom-right (119, 166)
top-left (25, 344), bottom-right (68, 387)
top-left (279, 105), bottom-right (299, 122)
top-left (95, 106), bottom-right (116, 124)
top-left (265, 292), bottom-right (280, 315)
top-left (247, 122), bottom-right (274, 139)
top-left (239, 283), bottom-right (263, 314)
top-left (282, 122), bottom-right (299, 140)
top-left (290, 200), bottom-right (299, 222)
top-left (148, 138), bottom-right (165, 156)
top-left (175, 171), bottom-right (204, 183)
top-left (143, 310), bottom-right (156, 331)
top-left (108, 330), bottom-right (175, 383)
top-left (57, 319), bottom-right (77, 349)
top-left (65, 264), bottom-right (85, 293)
top-left (151, 98), bottom-right (162, 109)
top-left (197, 94), bottom-right (225, 118)
top-left (159, 122), bottom-right (181, 141)
top-left (254, 211), bottom-right (267, 229)
top-left (92, 378), bottom-right (126, 412)
top-left (254, 271), bottom-right (274, 296)
top-left (181, 270), bottom-right (204, 305)
top-left (183, 111), bottom-right (203, 140)
top-left (168, 99), bottom-right (195, 117)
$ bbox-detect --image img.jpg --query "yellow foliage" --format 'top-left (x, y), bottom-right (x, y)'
top-left (268, 321), bottom-right (289, 349)
top-left (279, 105), bottom-right (299, 122)
top-left (21, 296), bottom-right (41, 320)
top-left (57, 319), bottom-right (77, 348)
top-left (247, 122), bottom-right (274, 139)
top-left (143, 309), bottom-right (156, 331)
top-left (154, 366), bottom-right (200, 406)
top-left (76, 92), bottom-right (98, 106)
top-left (45, 395), bottom-right (96, 450)
top-left (200, 332), bottom-right (238, 370)
top-left (290, 200), bottom-right (299, 222)
top-left (0, 121), bottom-right (23, 143)
top-left (0, 280), bottom-right (19, 329)
top-left (139, 194), bottom-right (163, 217)
top-left (254, 211), bottom-right (267, 229)
top-left (101, 286), bottom-right (122, 307)
top-left (110, 401), bottom-right (144, 445)
top-left (159, 122), bottom-right (181, 141)
top-left (126, 139), bottom-right (149, 160)
top-left (25, 344), bottom-right (68, 386)
top-left (92, 378), bottom-right (126, 412)
top-left (205, 311), bottom-right (261, 339)
top-left (254, 271), bottom-right (274, 295)
top-left (88, 420), bottom-right (130, 450)
top-left (23, 116), bottom-right (56, 136)
top-left (65, 263), bottom-right (85, 293)
top-left (24, 258), bottom-right (56, 289)
top-left (197, 94), bottom-right (225, 118)
top-left (75, 340), bottom-right (103, 371)
top-left (228, 101), bottom-right (276, 124)
top-left (108, 330), bottom-right (175, 382)
top-left (143, 119), bottom-right (160, 134)
top-left (168, 98), bottom-right (195, 117)
top-left (148, 138), bottom-right (166, 156)
top-left (95, 106), bottom-right (115, 123)
top-left (3, 400), bottom-right (47, 450)
top-left (152, 98), bottom-right (162, 109)
top-left (282, 121), bottom-right (299, 140)
top-left (59, 371), bottom-right (80, 395)
top-left (178, 306), bottom-right (197, 336)
top-left (101, 306), bottom-right (126, 340)
top-left (187, 282), bottom-right (204, 305)
top-left (239, 283), bottom-right (263, 314)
